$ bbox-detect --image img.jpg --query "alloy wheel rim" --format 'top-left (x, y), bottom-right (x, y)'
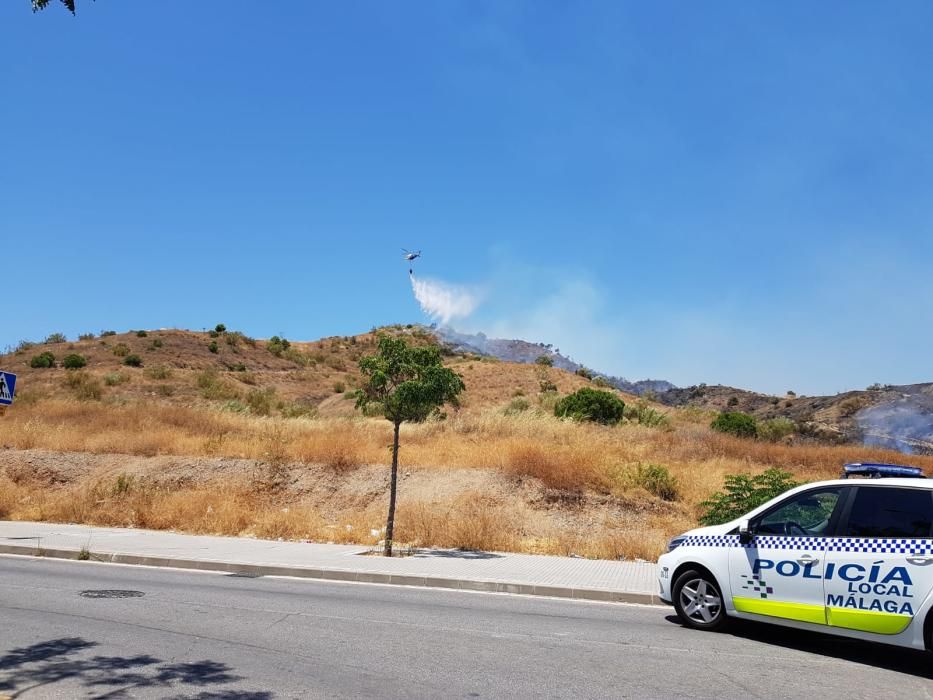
top-left (680, 578), bottom-right (721, 624)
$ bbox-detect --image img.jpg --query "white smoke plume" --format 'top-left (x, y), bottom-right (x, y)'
top-left (410, 274), bottom-right (479, 325)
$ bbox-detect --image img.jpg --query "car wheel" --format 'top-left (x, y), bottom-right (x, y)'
top-left (672, 568), bottom-right (727, 631)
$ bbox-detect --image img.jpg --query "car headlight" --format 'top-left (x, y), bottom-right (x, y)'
top-left (667, 535), bottom-right (686, 552)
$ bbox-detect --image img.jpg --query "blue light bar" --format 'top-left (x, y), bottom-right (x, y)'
top-left (842, 463), bottom-right (925, 479)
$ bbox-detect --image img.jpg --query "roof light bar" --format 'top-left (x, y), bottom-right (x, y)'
top-left (842, 463), bottom-right (925, 479)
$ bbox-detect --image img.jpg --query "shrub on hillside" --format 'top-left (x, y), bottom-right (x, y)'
top-left (267, 336), bottom-right (291, 357)
top-left (215, 323), bottom-right (226, 333)
top-left (624, 400), bottom-right (671, 429)
top-left (62, 354), bottom-right (87, 370)
top-left (103, 372), bottom-right (129, 386)
top-left (123, 354), bottom-right (143, 367)
top-left (16, 340), bottom-right (37, 353)
top-left (554, 387), bottom-right (625, 425)
top-left (575, 367), bottom-right (593, 380)
top-left (245, 387), bottom-right (277, 416)
top-left (757, 417), bottom-right (797, 442)
top-left (633, 463), bottom-right (679, 501)
top-left (30, 352), bottom-right (56, 369)
top-left (145, 365), bottom-right (172, 380)
top-left (65, 371), bottom-right (103, 401)
top-left (208, 341), bottom-right (219, 354)
top-left (112, 343), bottom-right (131, 358)
top-left (45, 332), bottom-right (67, 344)
top-left (699, 468), bottom-right (799, 525)
top-left (535, 355), bottom-right (554, 367)
top-left (711, 411), bottom-right (758, 438)
top-left (100, 330), bottom-right (117, 337)
top-left (504, 396), bottom-right (531, 415)
top-left (136, 330), bottom-right (148, 338)
top-left (78, 333), bottom-right (96, 341)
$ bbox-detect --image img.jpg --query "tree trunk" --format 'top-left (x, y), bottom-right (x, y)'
top-left (384, 420), bottom-right (401, 557)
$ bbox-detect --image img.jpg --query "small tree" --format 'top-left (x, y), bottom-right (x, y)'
top-left (699, 469), bottom-right (800, 525)
top-left (534, 354), bottom-right (554, 367)
top-left (357, 335), bottom-right (465, 556)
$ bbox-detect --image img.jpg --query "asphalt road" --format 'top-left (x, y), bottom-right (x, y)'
top-left (1, 556), bottom-right (932, 699)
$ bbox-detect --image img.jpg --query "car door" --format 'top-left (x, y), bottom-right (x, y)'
top-left (729, 486), bottom-right (844, 625)
top-left (824, 485), bottom-right (933, 635)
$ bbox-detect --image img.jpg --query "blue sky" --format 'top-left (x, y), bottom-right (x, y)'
top-left (2, 1), bottom-right (932, 395)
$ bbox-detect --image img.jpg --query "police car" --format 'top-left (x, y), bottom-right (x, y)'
top-left (658, 462), bottom-right (933, 650)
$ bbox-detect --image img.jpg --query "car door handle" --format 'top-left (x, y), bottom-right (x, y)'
top-left (906, 556), bottom-right (933, 566)
top-left (796, 555), bottom-right (818, 565)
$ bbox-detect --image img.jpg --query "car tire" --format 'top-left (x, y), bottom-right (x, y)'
top-left (672, 568), bottom-right (728, 631)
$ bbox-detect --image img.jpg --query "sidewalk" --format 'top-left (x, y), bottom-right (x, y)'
top-left (0, 521), bottom-right (661, 605)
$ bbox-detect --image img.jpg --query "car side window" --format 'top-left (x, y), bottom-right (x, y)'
top-left (755, 488), bottom-right (841, 537)
top-left (842, 487), bottom-right (933, 539)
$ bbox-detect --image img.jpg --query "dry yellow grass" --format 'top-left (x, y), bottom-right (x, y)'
top-left (3, 390), bottom-right (931, 560)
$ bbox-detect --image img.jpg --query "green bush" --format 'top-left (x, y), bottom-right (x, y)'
top-left (534, 355), bottom-right (554, 367)
top-left (136, 330), bottom-right (148, 338)
top-left (554, 387), bottom-right (625, 425)
top-left (592, 376), bottom-right (610, 388)
top-left (575, 367), bottom-right (593, 380)
top-left (711, 411), bottom-right (758, 438)
top-left (30, 352), bottom-right (56, 369)
top-left (215, 323), bottom-right (227, 333)
top-left (45, 332), bottom-right (67, 344)
top-left (267, 336), bottom-right (291, 357)
top-left (123, 354), bottom-right (143, 367)
top-left (62, 354), bottom-right (87, 370)
top-left (150, 339), bottom-right (163, 349)
top-left (100, 330), bottom-right (117, 337)
top-left (624, 400), bottom-right (671, 428)
top-left (757, 417), bottom-right (797, 442)
top-left (727, 396), bottom-right (739, 407)
top-left (699, 468), bottom-right (800, 525)
top-left (208, 341), bottom-right (219, 354)
top-left (78, 333), bottom-right (96, 341)
top-left (634, 463), bottom-right (679, 501)
top-left (112, 343), bottom-right (131, 358)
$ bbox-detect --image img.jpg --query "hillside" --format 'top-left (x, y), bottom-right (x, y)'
top-left (658, 383), bottom-right (933, 455)
top-left (2, 324), bottom-right (933, 561)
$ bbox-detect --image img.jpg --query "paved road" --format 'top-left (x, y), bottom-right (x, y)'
top-left (1, 556), bottom-right (932, 699)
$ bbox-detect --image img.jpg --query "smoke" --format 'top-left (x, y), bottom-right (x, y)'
top-left (856, 399), bottom-right (933, 455)
top-left (409, 273), bottom-right (479, 325)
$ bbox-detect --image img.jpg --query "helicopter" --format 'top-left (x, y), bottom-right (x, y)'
top-left (403, 249), bottom-right (421, 275)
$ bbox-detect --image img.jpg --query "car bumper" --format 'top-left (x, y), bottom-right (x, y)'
top-left (657, 554), bottom-right (674, 604)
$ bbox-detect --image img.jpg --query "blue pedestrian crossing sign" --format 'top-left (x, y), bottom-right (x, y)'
top-left (0, 371), bottom-right (16, 406)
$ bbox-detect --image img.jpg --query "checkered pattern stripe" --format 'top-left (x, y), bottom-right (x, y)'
top-left (680, 535), bottom-right (933, 554)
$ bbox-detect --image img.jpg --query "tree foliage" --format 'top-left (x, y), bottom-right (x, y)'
top-left (698, 468), bottom-right (800, 525)
top-left (554, 387), bottom-right (625, 425)
top-left (357, 335), bottom-right (464, 426)
top-left (33, 0), bottom-right (79, 13)
top-left (357, 335), bottom-right (465, 556)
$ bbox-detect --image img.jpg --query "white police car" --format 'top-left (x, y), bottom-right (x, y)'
top-left (658, 462), bottom-right (933, 649)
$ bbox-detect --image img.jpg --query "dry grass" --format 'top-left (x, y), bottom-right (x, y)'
top-left (3, 390), bottom-right (932, 560)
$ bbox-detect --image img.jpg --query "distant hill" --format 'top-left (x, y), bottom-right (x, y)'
top-left (658, 382), bottom-right (933, 455)
top-left (432, 327), bottom-right (675, 396)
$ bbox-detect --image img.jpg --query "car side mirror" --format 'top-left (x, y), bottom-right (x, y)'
top-left (738, 519), bottom-right (754, 544)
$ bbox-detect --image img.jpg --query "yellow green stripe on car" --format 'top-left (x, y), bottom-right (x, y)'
top-left (733, 597), bottom-right (912, 634)
top-left (732, 597), bottom-right (826, 625)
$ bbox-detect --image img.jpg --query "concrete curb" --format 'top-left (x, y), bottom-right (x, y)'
top-left (0, 542), bottom-right (660, 606)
